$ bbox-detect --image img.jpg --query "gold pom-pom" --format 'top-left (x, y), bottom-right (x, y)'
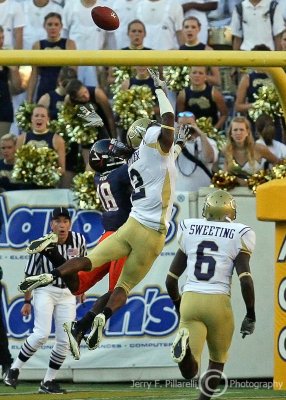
top-left (53, 103), bottom-right (99, 146)
top-left (72, 171), bottom-right (103, 210)
top-left (248, 85), bottom-right (283, 121)
top-left (113, 86), bottom-right (155, 130)
top-left (15, 102), bottom-right (36, 132)
top-left (211, 170), bottom-right (238, 190)
top-left (110, 67), bottom-right (133, 95)
top-left (163, 66), bottom-right (190, 92)
top-left (247, 169), bottom-right (272, 194)
top-left (12, 145), bottom-right (61, 187)
top-left (196, 117), bottom-right (226, 151)
top-left (271, 160), bottom-right (286, 180)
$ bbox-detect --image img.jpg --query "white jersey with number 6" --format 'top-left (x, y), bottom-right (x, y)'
top-left (177, 218), bottom-right (256, 295)
top-left (128, 125), bottom-right (176, 234)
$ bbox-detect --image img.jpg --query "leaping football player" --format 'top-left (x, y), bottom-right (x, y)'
top-left (19, 69), bottom-right (180, 352)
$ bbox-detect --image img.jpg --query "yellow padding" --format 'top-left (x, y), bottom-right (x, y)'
top-left (256, 179), bottom-right (286, 221)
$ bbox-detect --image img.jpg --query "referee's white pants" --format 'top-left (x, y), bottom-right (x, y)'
top-left (28, 286), bottom-right (76, 357)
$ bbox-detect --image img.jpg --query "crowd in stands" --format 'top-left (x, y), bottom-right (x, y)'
top-left (0, 0), bottom-right (286, 192)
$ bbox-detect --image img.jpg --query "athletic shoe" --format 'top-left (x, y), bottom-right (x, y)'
top-left (86, 313), bottom-right (106, 350)
top-left (18, 273), bottom-right (54, 293)
top-left (2, 364), bottom-right (12, 378)
top-left (26, 232), bottom-right (58, 254)
top-left (3, 368), bottom-right (19, 389)
top-left (63, 321), bottom-right (84, 360)
top-left (171, 327), bottom-right (189, 363)
top-left (38, 380), bottom-right (67, 394)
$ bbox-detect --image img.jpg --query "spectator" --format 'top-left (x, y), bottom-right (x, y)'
top-left (208, 0), bottom-right (241, 27)
top-left (65, 79), bottom-right (116, 166)
top-left (121, 19), bottom-right (151, 50)
top-left (175, 111), bottom-right (218, 192)
top-left (135, 0), bottom-right (184, 49)
top-left (179, 0), bottom-right (218, 44)
top-left (16, 104), bottom-right (66, 176)
top-left (231, 0), bottom-right (285, 50)
top-left (106, 20), bottom-right (152, 88)
top-left (22, 0), bottom-right (63, 50)
top-left (255, 113), bottom-right (286, 167)
top-left (222, 116), bottom-right (279, 185)
top-left (112, 0), bottom-right (141, 49)
top-left (234, 44), bottom-right (285, 142)
top-left (66, 79), bottom-right (117, 139)
top-left (38, 66), bottom-right (77, 120)
top-left (62, 0), bottom-right (116, 86)
top-left (179, 16), bottom-right (221, 86)
top-left (121, 66), bottom-right (158, 108)
top-left (27, 12), bottom-right (76, 103)
top-left (38, 67), bottom-right (78, 188)
top-left (0, 134), bottom-right (17, 191)
top-left (176, 66), bottom-right (228, 130)
top-left (0, 26), bottom-right (22, 139)
top-left (0, 0), bottom-right (25, 49)
top-left (4, 207), bottom-right (87, 394)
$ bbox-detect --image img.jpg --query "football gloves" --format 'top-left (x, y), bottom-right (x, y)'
top-left (240, 315), bottom-right (256, 339)
top-left (176, 124), bottom-right (197, 145)
top-left (147, 68), bottom-right (167, 92)
top-left (77, 103), bottom-right (104, 128)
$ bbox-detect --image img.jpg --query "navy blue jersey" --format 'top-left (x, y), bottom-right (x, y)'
top-left (36, 38), bottom-right (67, 101)
top-left (94, 163), bottom-right (131, 231)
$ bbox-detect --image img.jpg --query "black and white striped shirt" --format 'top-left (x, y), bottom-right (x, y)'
top-left (25, 231), bottom-right (87, 288)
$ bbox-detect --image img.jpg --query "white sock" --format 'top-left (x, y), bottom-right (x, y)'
top-left (43, 368), bottom-right (57, 382)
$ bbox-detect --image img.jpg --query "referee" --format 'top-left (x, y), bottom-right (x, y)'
top-left (4, 207), bottom-right (87, 394)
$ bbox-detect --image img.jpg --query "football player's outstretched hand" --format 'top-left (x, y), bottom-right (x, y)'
top-left (77, 104), bottom-right (104, 128)
top-left (240, 315), bottom-right (255, 338)
top-left (148, 68), bottom-right (167, 92)
top-left (176, 125), bottom-right (196, 145)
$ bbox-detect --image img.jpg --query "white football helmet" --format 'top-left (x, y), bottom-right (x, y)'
top-left (202, 190), bottom-right (236, 222)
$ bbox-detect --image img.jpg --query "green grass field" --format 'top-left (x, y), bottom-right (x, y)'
top-left (0, 381), bottom-right (285, 400)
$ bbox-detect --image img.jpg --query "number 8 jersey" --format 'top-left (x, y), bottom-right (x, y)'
top-left (128, 125), bottom-right (176, 235)
top-left (177, 218), bottom-right (256, 295)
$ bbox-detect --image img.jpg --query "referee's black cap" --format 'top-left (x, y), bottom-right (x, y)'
top-left (52, 207), bottom-right (71, 220)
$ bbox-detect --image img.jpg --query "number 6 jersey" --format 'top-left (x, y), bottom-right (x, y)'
top-left (177, 218), bottom-right (256, 295)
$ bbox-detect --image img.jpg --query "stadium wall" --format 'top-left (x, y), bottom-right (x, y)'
top-left (0, 188), bottom-right (275, 382)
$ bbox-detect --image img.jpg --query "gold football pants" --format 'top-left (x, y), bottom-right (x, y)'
top-left (179, 292), bottom-right (234, 364)
top-left (87, 217), bottom-right (166, 294)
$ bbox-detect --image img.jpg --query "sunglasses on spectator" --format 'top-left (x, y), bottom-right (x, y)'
top-left (177, 111), bottom-right (195, 118)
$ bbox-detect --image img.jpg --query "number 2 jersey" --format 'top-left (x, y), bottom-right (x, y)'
top-left (177, 218), bottom-right (256, 295)
top-left (128, 125), bottom-right (176, 235)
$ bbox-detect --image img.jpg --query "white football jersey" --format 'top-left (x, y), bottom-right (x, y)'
top-left (178, 218), bottom-right (256, 295)
top-left (128, 125), bottom-right (176, 234)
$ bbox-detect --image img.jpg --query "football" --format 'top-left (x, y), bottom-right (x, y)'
top-left (91, 6), bottom-right (120, 31)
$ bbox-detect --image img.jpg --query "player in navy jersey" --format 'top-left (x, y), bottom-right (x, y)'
top-left (61, 140), bottom-right (132, 359)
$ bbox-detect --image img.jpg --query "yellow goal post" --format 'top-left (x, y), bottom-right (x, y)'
top-left (1, 49), bottom-right (286, 120)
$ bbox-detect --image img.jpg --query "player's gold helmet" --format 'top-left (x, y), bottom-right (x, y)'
top-left (202, 190), bottom-right (236, 222)
top-left (126, 118), bottom-right (153, 149)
